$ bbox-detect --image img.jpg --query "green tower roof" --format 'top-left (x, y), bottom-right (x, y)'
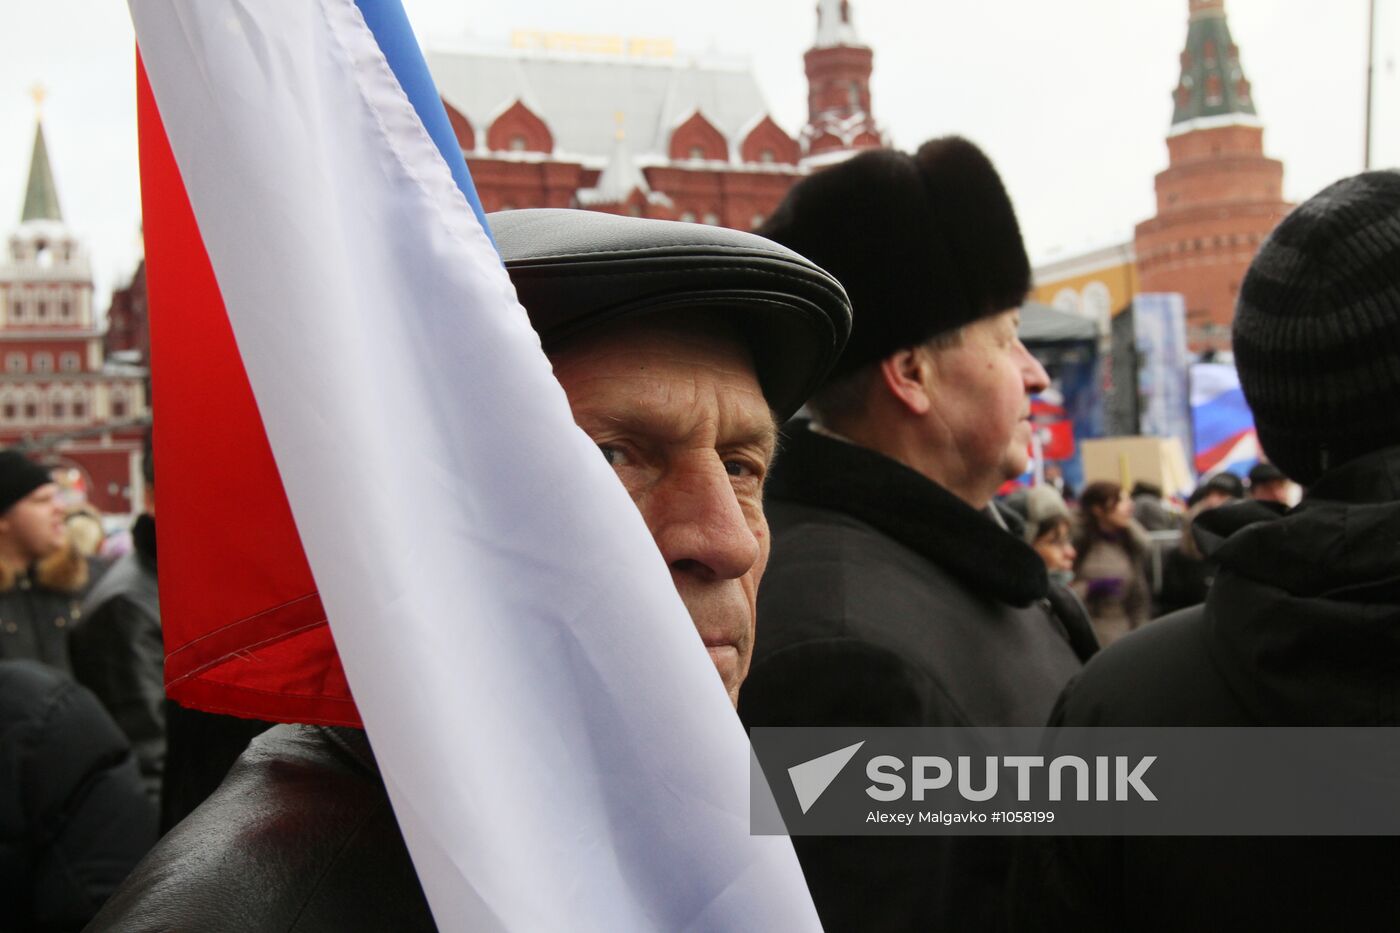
top-left (1171, 0), bottom-right (1258, 126)
top-left (21, 120), bottom-right (63, 223)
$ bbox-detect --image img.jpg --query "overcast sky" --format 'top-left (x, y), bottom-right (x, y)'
top-left (2, 0), bottom-right (1396, 312)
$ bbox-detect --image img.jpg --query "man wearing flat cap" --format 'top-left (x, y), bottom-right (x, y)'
top-left (738, 139), bottom-right (1095, 931)
top-left (0, 450), bottom-right (92, 674)
top-left (90, 209), bottom-right (851, 930)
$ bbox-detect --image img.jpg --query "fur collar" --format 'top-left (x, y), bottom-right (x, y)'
top-left (767, 422), bottom-right (1048, 607)
top-left (0, 543), bottom-right (90, 594)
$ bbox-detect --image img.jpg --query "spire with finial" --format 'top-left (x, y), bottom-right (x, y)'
top-left (578, 111), bottom-right (656, 208)
top-left (21, 85), bottom-right (63, 224)
top-left (814, 0), bottom-right (860, 48)
top-left (1171, 0), bottom-right (1258, 128)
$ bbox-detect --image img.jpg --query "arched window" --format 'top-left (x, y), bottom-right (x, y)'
top-left (60, 352), bottom-right (80, 373)
top-left (50, 388), bottom-right (67, 422)
top-left (71, 389), bottom-right (87, 421)
top-left (6, 353), bottom-right (25, 374)
top-left (33, 353), bottom-right (53, 374)
top-left (22, 390), bottom-right (40, 422)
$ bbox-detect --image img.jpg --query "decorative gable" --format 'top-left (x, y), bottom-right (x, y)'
top-left (486, 100), bottom-right (554, 154)
top-left (738, 116), bottom-right (799, 166)
top-left (668, 111), bottom-right (727, 163)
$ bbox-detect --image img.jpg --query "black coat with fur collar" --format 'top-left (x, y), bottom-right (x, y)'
top-left (739, 423), bottom-right (1089, 933)
top-left (0, 546), bottom-right (98, 675)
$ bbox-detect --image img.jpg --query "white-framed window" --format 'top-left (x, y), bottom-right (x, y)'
top-left (702, 212), bottom-right (720, 226)
top-left (71, 388), bottom-right (88, 421)
top-left (33, 353), bottom-right (53, 374)
top-left (21, 390), bottom-right (40, 423)
top-left (49, 388), bottom-right (67, 423)
top-left (110, 388), bottom-right (128, 419)
top-left (35, 300), bottom-right (48, 321)
top-left (6, 353), bottom-right (25, 374)
top-left (59, 352), bottom-right (80, 373)
top-left (0, 389), bottom-right (17, 423)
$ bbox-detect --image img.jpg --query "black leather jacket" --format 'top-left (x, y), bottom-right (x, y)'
top-left (87, 724), bottom-right (436, 932)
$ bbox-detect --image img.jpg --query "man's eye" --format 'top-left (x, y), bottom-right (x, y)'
top-left (598, 445), bottom-right (623, 467)
top-left (724, 459), bottom-right (757, 479)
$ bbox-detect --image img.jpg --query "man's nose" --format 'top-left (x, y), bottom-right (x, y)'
top-left (1019, 340), bottom-right (1050, 394)
top-left (650, 460), bottom-right (760, 582)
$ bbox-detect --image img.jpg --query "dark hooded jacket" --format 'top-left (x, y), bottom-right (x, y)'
top-left (0, 660), bottom-right (157, 931)
top-left (70, 514), bottom-right (164, 801)
top-left (0, 545), bottom-right (96, 675)
top-left (1011, 444), bottom-right (1400, 932)
top-left (739, 424), bottom-right (1093, 932)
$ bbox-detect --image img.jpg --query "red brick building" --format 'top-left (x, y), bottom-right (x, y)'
top-left (1134, 0), bottom-right (1292, 353)
top-left (107, 2), bottom-right (885, 374)
top-left (2, 118), bottom-right (148, 514)
top-left (428, 0), bottom-right (882, 225)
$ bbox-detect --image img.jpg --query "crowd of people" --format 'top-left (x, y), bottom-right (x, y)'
top-left (1003, 461), bottom-right (1297, 647)
top-left (0, 131), bottom-right (1396, 931)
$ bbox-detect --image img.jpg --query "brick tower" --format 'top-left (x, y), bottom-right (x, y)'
top-left (1134, 0), bottom-right (1291, 353)
top-left (801, 0), bottom-right (883, 162)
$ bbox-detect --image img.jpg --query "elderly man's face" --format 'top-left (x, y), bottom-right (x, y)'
top-left (551, 319), bottom-right (778, 706)
top-left (924, 309), bottom-right (1050, 490)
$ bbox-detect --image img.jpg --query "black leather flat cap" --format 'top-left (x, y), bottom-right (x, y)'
top-left (489, 209), bottom-right (852, 420)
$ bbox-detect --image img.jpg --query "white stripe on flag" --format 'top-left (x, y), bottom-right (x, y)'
top-left (129, 1), bottom-right (819, 929)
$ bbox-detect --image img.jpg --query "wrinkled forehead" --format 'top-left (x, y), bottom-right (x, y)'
top-left (548, 313), bottom-right (778, 443)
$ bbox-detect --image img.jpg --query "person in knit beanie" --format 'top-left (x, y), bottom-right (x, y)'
top-left (1011, 169), bottom-right (1400, 932)
top-left (0, 449), bottom-right (92, 673)
top-left (1233, 169), bottom-right (1400, 485)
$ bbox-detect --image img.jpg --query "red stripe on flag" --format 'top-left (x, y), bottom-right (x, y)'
top-left (137, 55), bottom-right (359, 726)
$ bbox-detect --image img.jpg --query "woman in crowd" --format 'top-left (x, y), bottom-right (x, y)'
top-left (1024, 486), bottom-right (1076, 586)
top-left (1072, 481), bottom-right (1151, 646)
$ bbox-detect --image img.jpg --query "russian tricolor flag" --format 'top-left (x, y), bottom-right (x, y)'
top-left (1191, 361), bottom-right (1259, 479)
top-left (131, 1), bottom-right (818, 928)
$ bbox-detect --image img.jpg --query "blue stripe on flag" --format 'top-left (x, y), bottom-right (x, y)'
top-left (353, 0), bottom-right (494, 244)
top-left (1192, 386), bottom-right (1253, 456)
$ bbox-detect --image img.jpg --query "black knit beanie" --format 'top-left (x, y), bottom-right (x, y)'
top-left (1233, 170), bottom-right (1400, 486)
top-left (759, 137), bottom-right (1030, 383)
top-left (0, 450), bottom-right (54, 515)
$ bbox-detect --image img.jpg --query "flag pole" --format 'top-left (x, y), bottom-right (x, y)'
top-left (1365, 0), bottom-right (1376, 170)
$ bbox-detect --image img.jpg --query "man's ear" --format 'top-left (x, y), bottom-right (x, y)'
top-left (877, 347), bottom-right (933, 416)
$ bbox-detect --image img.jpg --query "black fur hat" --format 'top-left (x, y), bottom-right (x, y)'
top-left (760, 137), bottom-right (1030, 383)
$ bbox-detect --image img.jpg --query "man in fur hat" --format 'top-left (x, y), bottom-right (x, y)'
top-left (0, 450), bottom-right (92, 674)
top-left (738, 139), bottom-right (1096, 931)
